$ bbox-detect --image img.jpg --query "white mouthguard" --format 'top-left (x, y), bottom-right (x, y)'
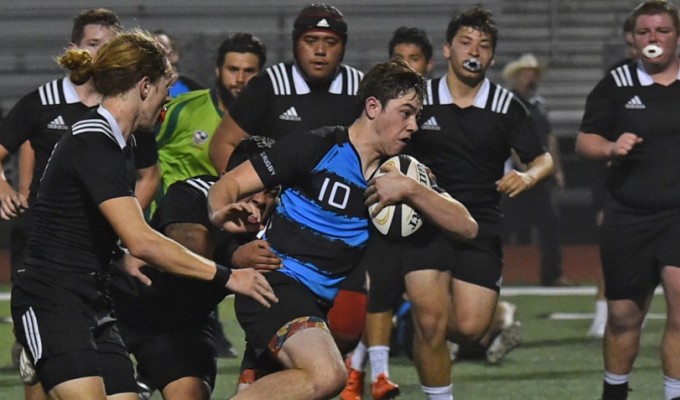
top-left (463, 58), bottom-right (482, 72)
top-left (642, 44), bottom-right (663, 59)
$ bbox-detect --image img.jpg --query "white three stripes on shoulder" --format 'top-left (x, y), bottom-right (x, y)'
top-left (73, 119), bottom-right (117, 143)
top-left (491, 86), bottom-right (513, 114)
top-left (38, 80), bottom-right (62, 106)
top-left (267, 63), bottom-right (292, 95)
top-left (22, 307), bottom-right (43, 362)
top-left (343, 65), bottom-right (364, 95)
top-left (610, 65), bottom-right (634, 87)
top-left (186, 178), bottom-right (214, 197)
top-left (424, 80), bottom-right (434, 105)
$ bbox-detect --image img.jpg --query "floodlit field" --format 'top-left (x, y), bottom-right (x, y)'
top-left (0, 285), bottom-right (667, 399)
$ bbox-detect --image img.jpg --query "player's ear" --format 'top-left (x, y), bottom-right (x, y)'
top-left (139, 76), bottom-right (151, 100)
top-left (365, 97), bottom-right (381, 120)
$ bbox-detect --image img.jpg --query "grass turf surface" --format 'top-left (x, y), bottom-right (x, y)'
top-left (0, 284), bottom-right (668, 399)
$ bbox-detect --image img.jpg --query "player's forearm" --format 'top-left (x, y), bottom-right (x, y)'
top-left (127, 228), bottom-right (219, 281)
top-left (18, 142), bottom-right (34, 197)
top-left (525, 152), bottom-right (554, 187)
top-left (575, 132), bottom-right (614, 160)
top-left (207, 174), bottom-right (240, 226)
top-left (405, 183), bottom-right (478, 240)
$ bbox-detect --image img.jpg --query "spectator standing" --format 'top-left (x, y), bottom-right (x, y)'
top-left (501, 53), bottom-right (568, 287)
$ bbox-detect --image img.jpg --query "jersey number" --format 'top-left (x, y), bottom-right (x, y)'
top-left (318, 178), bottom-right (349, 210)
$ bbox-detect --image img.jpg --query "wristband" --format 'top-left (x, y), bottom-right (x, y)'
top-left (212, 264), bottom-right (232, 288)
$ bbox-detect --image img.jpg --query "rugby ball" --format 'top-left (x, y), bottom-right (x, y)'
top-left (368, 155), bottom-right (431, 238)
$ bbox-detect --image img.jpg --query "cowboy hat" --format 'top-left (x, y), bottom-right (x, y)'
top-left (502, 53), bottom-right (544, 81)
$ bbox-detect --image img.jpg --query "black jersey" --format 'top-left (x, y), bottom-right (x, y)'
top-left (24, 107), bottom-right (135, 294)
top-left (0, 78), bottom-right (92, 202)
top-left (410, 77), bottom-right (545, 237)
top-left (580, 60), bottom-right (680, 211)
top-left (229, 61), bottom-right (363, 139)
top-left (0, 77), bottom-right (156, 202)
top-left (112, 175), bottom-right (233, 332)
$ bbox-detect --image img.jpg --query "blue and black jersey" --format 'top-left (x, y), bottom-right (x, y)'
top-left (250, 125), bottom-right (369, 301)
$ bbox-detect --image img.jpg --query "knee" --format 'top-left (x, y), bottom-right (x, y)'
top-left (309, 363), bottom-right (347, 399)
top-left (448, 317), bottom-right (486, 344)
top-left (607, 311), bottom-right (643, 335)
top-left (412, 310), bottom-right (448, 345)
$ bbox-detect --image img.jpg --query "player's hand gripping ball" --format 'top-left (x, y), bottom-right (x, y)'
top-left (368, 155), bottom-right (431, 238)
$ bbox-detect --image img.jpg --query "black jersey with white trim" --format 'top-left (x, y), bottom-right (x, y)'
top-left (25, 107), bottom-right (135, 284)
top-left (580, 60), bottom-right (680, 211)
top-left (228, 61), bottom-right (363, 139)
top-left (0, 78), bottom-right (92, 202)
top-left (0, 78), bottom-right (156, 202)
top-left (409, 77), bottom-right (545, 236)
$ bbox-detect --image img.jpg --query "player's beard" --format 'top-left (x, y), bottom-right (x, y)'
top-left (216, 77), bottom-right (236, 108)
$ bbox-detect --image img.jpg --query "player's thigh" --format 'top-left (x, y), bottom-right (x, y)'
top-left (278, 326), bottom-right (344, 374)
top-left (49, 376), bottom-right (107, 400)
top-left (404, 269), bottom-right (451, 324)
top-left (449, 278), bottom-right (499, 332)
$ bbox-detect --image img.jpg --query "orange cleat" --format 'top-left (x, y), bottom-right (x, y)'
top-left (371, 373), bottom-right (400, 399)
top-left (340, 357), bottom-right (365, 400)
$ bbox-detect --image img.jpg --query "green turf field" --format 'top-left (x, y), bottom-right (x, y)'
top-left (0, 284), bottom-right (668, 399)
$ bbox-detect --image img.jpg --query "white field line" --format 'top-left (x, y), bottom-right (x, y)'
top-left (0, 286), bottom-right (665, 301)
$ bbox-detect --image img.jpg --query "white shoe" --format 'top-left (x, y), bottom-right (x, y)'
top-left (487, 321), bottom-right (522, 363)
top-left (446, 341), bottom-right (459, 362)
top-left (587, 320), bottom-right (605, 338)
top-left (588, 300), bottom-right (607, 338)
top-left (18, 347), bottom-right (38, 385)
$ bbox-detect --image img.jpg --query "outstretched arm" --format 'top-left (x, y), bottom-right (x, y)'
top-left (100, 196), bottom-right (277, 307)
top-left (208, 161), bottom-right (266, 233)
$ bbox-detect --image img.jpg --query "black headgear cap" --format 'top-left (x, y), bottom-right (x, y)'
top-left (292, 3), bottom-right (348, 45)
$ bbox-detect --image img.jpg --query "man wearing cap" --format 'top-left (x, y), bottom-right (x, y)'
top-left (501, 53), bottom-right (568, 287)
top-left (209, 3), bottom-right (363, 173)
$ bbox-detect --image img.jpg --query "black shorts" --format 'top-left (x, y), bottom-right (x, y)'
top-left (366, 223), bottom-right (457, 312)
top-left (121, 325), bottom-right (217, 391)
top-left (449, 236), bottom-right (503, 292)
top-left (235, 272), bottom-right (330, 359)
top-left (600, 206), bottom-right (680, 300)
top-left (11, 278), bottom-right (135, 394)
